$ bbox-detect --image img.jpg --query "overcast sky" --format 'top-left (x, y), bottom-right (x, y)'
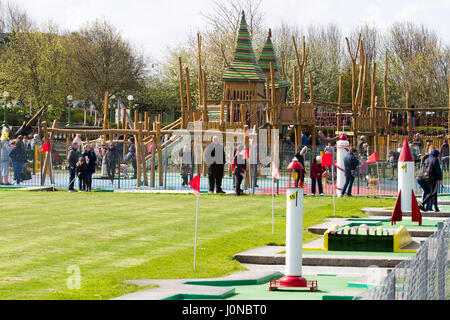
top-left (13, 0), bottom-right (450, 60)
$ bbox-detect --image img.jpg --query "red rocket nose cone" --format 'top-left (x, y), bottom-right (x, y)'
top-left (339, 134), bottom-right (347, 141)
top-left (399, 138), bottom-right (414, 162)
top-left (288, 160), bottom-right (303, 170)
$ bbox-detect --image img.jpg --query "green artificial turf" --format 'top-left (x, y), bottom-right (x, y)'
top-left (225, 275), bottom-right (362, 300)
top-left (0, 190), bottom-right (394, 300)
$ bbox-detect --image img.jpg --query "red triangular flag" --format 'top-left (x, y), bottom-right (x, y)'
top-left (41, 142), bottom-right (51, 152)
top-left (367, 152), bottom-right (378, 164)
top-left (391, 190), bottom-right (403, 225)
top-left (322, 153), bottom-right (333, 167)
top-left (411, 191), bottom-right (422, 226)
top-left (271, 162), bottom-right (280, 180)
top-left (189, 174), bottom-right (201, 197)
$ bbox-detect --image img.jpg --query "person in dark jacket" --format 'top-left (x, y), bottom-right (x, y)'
top-left (76, 157), bottom-right (88, 191)
top-left (341, 147), bottom-right (360, 197)
top-left (419, 149), bottom-right (443, 212)
top-left (417, 149), bottom-right (433, 211)
top-left (282, 136), bottom-right (295, 166)
top-left (82, 144), bottom-right (97, 192)
top-left (204, 136), bottom-right (226, 194)
top-left (388, 149), bottom-right (400, 179)
top-left (310, 156), bottom-right (326, 196)
top-left (67, 142), bottom-right (79, 191)
top-left (233, 144), bottom-right (247, 196)
top-left (9, 139), bottom-right (26, 185)
top-left (439, 140), bottom-right (449, 172)
top-left (294, 146), bottom-right (308, 191)
top-left (105, 143), bottom-right (117, 184)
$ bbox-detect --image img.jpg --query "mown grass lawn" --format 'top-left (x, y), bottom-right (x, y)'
top-left (0, 190), bottom-right (394, 300)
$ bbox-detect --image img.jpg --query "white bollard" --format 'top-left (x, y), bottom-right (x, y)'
top-left (336, 137), bottom-right (350, 195)
top-left (285, 188), bottom-right (304, 277)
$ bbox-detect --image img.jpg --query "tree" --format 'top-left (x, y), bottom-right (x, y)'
top-left (0, 23), bottom-right (72, 121)
top-left (383, 22), bottom-right (449, 107)
top-left (305, 24), bottom-right (343, 102)
top-left (67, 20), bottom-right (147, 114)
top-left (0, 0), bottom-right (34, 33)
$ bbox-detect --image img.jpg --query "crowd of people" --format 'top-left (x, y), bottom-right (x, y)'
top-left (0, 123), bottom-right (36, 185)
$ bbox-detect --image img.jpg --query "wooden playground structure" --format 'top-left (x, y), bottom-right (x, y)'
top-left (36, 11), bottom-right (450, 189)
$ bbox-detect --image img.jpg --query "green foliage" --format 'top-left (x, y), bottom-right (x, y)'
top-left (0, 24), bottom-right (72, 119)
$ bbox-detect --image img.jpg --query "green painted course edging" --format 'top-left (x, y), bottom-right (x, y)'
top-left (183, 272), bottom-right (284, 287)
top-left (163, 288), bottom-right (236, 300)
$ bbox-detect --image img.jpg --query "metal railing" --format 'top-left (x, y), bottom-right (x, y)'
top-left (358, 219), bottom-right (450, 300)
top-left (3, 140), bottom-right (450, 197)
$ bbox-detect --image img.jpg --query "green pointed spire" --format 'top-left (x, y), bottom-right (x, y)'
top-left (258, 29), bottom-right (289, 89)
top-left (222, 11), bottom-right (266, 83)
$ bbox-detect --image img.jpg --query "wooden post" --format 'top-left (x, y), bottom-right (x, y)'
top-left (345, 35), bottom-right (361, 115)
top-left (270, 63), bottom-right (276, 124)
top-left (220, 100), bottom-right (225, 126)
top-left (150, 122), bottom-right (156, 187)
top-left (292, 65), bottom-right (298, 104)
top-left (41, 120), bottom-right (57, 185)
top-left (185, 67), bottom-right (192, 125)
top-left (230, 101), bottom-right (235, 124)
top-left (140, 122), bottom-right (148, 186)
top-left (134, 121), bottom-right (142, 187)
top-left (243, 125), bottom-right (249, 190)
top-left (103, 91), bottom-right (109, 141)
top-left (178, 57), bottom-right (185, 128)
top-left (122, 107), bottom-right (126, 130)
top-left (406, 91), bottom-right (412, 140)
top-left (202, 71), bottom-right (208, 122)
top-left (384, 51), bottom-right (389, 158)
top-left (240, 104), bottom-right (245, 124)
top-left (360, 54), bottom-right (369, 114)
top-left (338, 75), bottom-right (343, 132)
top-left (355, 45), bottom-right (365, 114)
top-left (370, 62), bottom-right (377, 152)
top-left (41, 121), bottom-right (49, 186)
top-left (144, 112), bottom-right (149, 131)
top-left (156, 122), bottom-right (163, 186)
top-left (197, 33), bottom-right (203, 105)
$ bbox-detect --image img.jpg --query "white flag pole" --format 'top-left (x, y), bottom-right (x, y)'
top-left (272, 176), bottom-right (275, 234)
top-left (193, 195), bottom-right (199, 270)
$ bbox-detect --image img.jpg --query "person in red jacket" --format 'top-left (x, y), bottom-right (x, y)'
top-left (311, 156), bottom-right (326, 196)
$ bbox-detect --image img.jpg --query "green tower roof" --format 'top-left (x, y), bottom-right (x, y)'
top-left (222, 12), bottom-right (266, 83)
top-left (258, 29), bottom-right (289, 89)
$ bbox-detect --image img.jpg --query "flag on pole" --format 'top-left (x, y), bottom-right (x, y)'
top-left (321, 153), bottom-right (333, 167)
top-left (189, 174), bottom-right (201, 270)
top-left (41, 142), bottom-right (51, 152)
top-left (243, 148), bottom-right (250, 160)
top-left (189, 174), bottom-right (201, 197)
top-left (367, 152), bottom-right (378, 164)
top-left (271, 162), bottom-right (280, 180)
